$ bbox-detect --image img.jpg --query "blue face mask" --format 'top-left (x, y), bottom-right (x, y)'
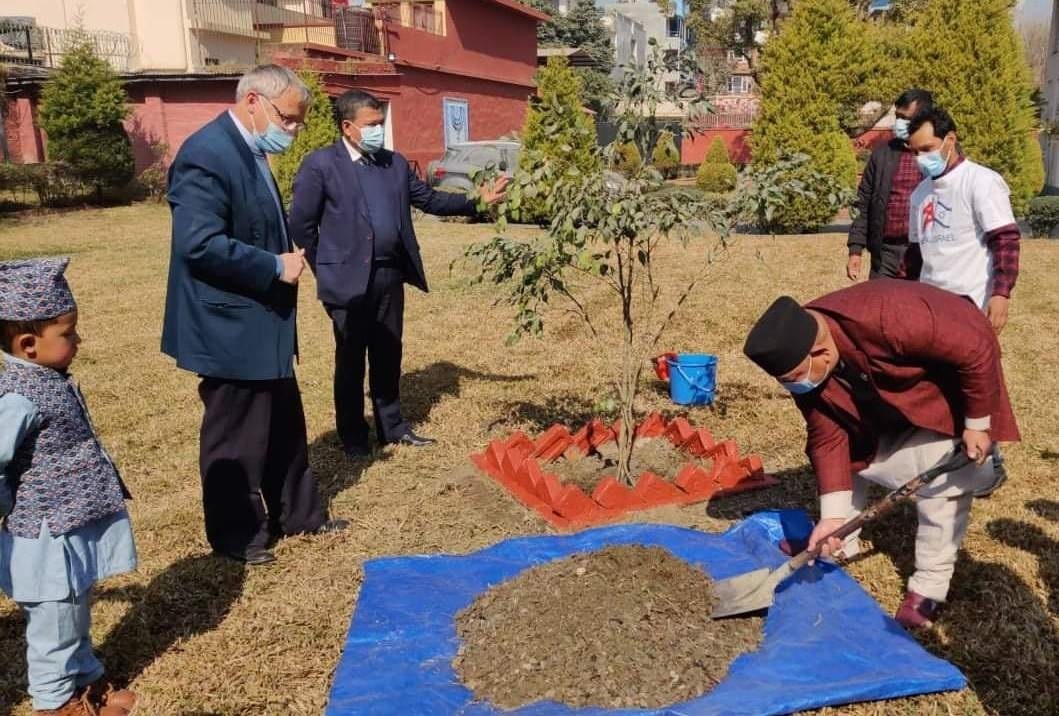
top-left (916, 140), bottom-right (952, 179)
top-left (894, 118), bottom-right (910, 141)
top-left (781, 355), bottom-right (825, 395)
top-left (357, 124), bottom-right (385, 154)
top-left (251, 104), bottom-right (295, 155)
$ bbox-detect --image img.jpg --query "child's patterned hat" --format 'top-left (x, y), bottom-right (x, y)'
top-left (0, 257), bottom-right (77, 321)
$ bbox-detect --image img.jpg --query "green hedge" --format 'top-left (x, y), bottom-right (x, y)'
top-left (696, 162), bottom-right (738, 193)
top-left (1026, 196), bottom-right (1059, 238)
top-left (0, 162), bottom-right (84, 207)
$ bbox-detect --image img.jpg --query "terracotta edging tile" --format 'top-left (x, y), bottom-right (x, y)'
top-left (471, 412), bottom-right (776, 530)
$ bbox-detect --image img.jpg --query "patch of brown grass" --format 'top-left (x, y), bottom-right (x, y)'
top-left (0, 205), bottom-right (1056, 714)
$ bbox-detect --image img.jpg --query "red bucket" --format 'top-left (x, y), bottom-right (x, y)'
top-left (652, 352), bottom-right (678, 381)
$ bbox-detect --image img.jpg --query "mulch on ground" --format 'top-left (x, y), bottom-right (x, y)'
top-left (454, 545), bottom-right (763, 710)
top-left (548, 437), bottom-right (696, 493)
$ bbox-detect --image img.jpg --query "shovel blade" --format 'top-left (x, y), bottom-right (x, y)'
top-left (711, 561), bottom-right (796, 619)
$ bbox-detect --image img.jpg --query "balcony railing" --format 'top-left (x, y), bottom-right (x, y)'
top-left (0, 22), bottom-right (134, 72)
top-left (187, 1), bottom-right (341, 43)
top-left (371, 1), bottom-right (444, 36)
top-left (334, 7), bottom-right (382, 54)
top-left (185, 0), bottom-right (385, 66)
top-left (691, 109), bottom-right (760, 129)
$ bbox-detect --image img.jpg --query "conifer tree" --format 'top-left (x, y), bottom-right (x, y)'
top-left (697, 137), bottom-right (737, 192)
top-left (705, 137), bottom-right (731, 165)
top-left (519, 56), bottom-right (601, 222)
top-left (273, 71), bottom-right (338, 205)
top-left (905, 0), bottom-right (1043, 213)
top-left (751, 0), bottom-right (881, 230)
top-left (651, 129), bottom-right (680, 178)
top-left (38, 37), bottom-right (133, 194)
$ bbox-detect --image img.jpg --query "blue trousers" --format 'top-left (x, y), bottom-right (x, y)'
top-left (20, 592), bottom-right (103, 709)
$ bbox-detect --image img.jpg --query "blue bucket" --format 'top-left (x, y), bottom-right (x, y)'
top-left (666, 353), bottom-right (718, 406)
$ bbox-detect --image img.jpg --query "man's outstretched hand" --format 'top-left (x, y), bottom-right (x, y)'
top-left (479, 175), bottom-right (511, 205)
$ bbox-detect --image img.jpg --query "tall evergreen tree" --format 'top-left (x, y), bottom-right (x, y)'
top-left (751, 0), bottom-right (882, 230)
top-left (38, 37), bottom-right (133, 194)
top-left (905, 0), bottom-right (1043, 213)
top-left (518, 56), bottom-right (601, 222)
top-left (273, 71), bottom-right (338, 205)
top-left (529, 0), bottom-right (614, 113)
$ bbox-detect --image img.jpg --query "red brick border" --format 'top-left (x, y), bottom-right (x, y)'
top-left (471, 413), bottom-right (778, 529)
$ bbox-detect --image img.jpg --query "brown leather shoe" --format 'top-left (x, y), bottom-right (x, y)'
top-left (33, 691), bottom-right (96, 715)
top-left (85, 678), bottom-right (137, 714)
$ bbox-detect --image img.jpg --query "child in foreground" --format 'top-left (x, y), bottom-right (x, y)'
top-left (0, 258), bottom-right (138, 716)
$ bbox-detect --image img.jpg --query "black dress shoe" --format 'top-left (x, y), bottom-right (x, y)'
top-left (311, 519), bottom-right (350, 535)
top-left (214, 548), bottom-right (276, 566)
top-left (394, 431), bottom-right (436, 447)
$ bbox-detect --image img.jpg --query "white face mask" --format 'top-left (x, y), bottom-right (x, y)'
top-left (357, 125), bottom-right (385, 154)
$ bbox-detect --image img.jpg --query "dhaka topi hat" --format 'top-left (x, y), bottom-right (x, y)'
top-left (743, 296), bottom-right (819, 377)
top-left (0, 257), bottom-right (77, 322)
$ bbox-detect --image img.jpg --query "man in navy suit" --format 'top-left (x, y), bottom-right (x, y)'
top-left (288, 91), bottom-right (508, 457)
top-left (162, 65), bottom-right (346, 566)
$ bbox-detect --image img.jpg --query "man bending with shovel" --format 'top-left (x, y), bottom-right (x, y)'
top-left (741, 279), bottom-right (1019, 629)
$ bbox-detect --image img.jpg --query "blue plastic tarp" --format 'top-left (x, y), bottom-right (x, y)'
top-left (327, 511), bottom-right (965, 715)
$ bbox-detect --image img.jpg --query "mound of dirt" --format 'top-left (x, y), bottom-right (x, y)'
top-left (454, 545), bottom-right (763, 710)
top-left (548, 437), bottom-right (695, 493)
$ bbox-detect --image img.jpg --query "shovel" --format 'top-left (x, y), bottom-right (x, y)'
top-left (711, 445), bottom-right (973, 619)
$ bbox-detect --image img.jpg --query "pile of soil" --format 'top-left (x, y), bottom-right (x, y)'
top-left (548, 437), bottom-right (696, 493)
top-left (453, 545), bottom-right (763, 710)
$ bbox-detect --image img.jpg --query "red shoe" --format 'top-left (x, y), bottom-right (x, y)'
top-left (895, 591), bottom-right (940, 630)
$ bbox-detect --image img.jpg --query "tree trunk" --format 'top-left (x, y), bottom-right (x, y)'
top-left (616, 242), bottom-right (637, 486)
top-left (616, 331), bottom-right (637, 486)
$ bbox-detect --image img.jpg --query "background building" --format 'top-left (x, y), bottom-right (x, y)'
top-left (1, 0), bottom-right (545, 173)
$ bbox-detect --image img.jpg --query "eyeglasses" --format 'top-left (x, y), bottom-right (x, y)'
top-left (260, 95), bottom-right (305, 132)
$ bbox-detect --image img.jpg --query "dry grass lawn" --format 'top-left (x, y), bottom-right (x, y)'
top-left (0, 204), bottom-right (1057, 715)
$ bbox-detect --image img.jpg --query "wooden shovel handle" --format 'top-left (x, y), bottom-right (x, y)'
top-left (789, 446), bottom-right (973, 570)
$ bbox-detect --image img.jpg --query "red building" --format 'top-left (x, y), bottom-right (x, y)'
top-left (3, 0), bottom-right (545, 175)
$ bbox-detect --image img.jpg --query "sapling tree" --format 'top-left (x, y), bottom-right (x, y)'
top-left (466, 46), bottom-right (733, 486)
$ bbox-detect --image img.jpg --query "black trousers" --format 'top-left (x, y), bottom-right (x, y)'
top-left (869, 240), bottom-right (908, 279)
top-left (328, 266), bottom-right (410, 449)
top-left (198, 376), bottom-right (326, 554)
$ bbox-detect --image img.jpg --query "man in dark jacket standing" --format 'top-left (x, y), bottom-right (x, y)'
top-left (847, 89), bottom-right (933, 280)
top-left (288, 90), bottom-right (508, 457)
top-left (162, 65), bottom-right (345, 566)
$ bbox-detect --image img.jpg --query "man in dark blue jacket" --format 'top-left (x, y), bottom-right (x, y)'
top-left (162, 65), bottom-right (345, 566)
top-left (288, 90), bottom-right (507, 456)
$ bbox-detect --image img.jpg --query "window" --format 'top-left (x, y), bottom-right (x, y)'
top-left (728, 75), bottom-right (753, 94)
top-left (667, 16), bottom-right (683, 38)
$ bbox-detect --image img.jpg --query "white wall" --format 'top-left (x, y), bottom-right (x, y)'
top-left (128, 0), bottom-right (190, 71)
top-left (1, 0), bottom-right (194, 72)
top-left (1, 0), bottom-right (132, 34)
top-left (193, 30), bottom-right (257, 67)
